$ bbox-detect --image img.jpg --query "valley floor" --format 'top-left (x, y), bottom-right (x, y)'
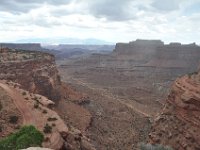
top-left (59, 71), bottom-right (152, 150)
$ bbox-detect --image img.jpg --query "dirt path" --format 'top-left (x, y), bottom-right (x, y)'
top-left (0, 82), bottom-right (66, 149)
top-left (0, 82), bottom-right (36, 125)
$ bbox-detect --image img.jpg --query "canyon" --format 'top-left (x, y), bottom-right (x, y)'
top-left (0, 40), bottom-right (200, 150)
top-left (57, 39), bottom-right (200, 149)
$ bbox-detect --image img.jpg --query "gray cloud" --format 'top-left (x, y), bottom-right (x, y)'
top-left (151, 0), bottom-right (180, 11)
top-left (0, 0), bottom-right (72, 13)
top-left (88, 0), bottom-right (136, 21)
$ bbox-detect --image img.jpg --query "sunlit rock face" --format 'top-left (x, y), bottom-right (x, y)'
top-left (0, 49), bottom-right (61, 101)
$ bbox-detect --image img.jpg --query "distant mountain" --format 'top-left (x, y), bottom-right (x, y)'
top-left (15, 38), bottom-right (114, 45)
top-left (43, 44), bottom-right (115, 60)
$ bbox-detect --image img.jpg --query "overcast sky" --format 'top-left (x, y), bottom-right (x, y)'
top-left (0, 0), bottom-right (200, 44)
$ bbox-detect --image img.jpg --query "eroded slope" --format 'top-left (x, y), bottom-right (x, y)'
top-left (149, 71), bottom-right (200, 150)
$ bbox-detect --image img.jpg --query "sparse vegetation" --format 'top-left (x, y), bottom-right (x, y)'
top-left (140, 143), bottom-right (173, 150)
top-left (33, 99), bottom-right (40, 109)
top-left (47, 117), bottom-right (57, 122)
top-left (13, 84), bottom-right (17, 88)
top-left (43, 123), bottom-right (52, 134)
top-left (22, 55), bottom-right (28, 60)
top-left (0, 125), bottom-right (44, 150)
top-left (34, 103), bottom-right (39, 109)
top-left (9, 115), bottom-right (19, 124)
top-left (22, 91), bottom-right (26, 96)
top-left (188, 71), bottom-right (198, 78)
top-left (42, 109), bottom-right (47, 114)
top-left (0, 102), bottom-right (2, 111)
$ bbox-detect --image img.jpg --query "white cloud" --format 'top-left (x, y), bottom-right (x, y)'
top-left (0, 0), bottom-right (199, 44)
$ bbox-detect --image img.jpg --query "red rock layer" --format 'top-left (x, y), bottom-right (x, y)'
top-left (0, 50), bottom-right (61, 101)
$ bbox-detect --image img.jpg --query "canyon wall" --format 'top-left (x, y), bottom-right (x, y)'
top-left (149, 70), bottom-right (200, 150)
top-left (114, 39), bottom-right (164, 55)
top-left (113, 40), bottom-right (200, 71)
top-left (0, 49), bottom-right (61, 101)
top-left (147, 43), bottom-right (200, 70)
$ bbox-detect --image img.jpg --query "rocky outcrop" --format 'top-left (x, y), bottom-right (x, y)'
top-left (0, 81), bottom-right (95, 150)
top-left (149, 71), bottom-right (200, 150)
top-left (0, 49), bottom-right (61, 101)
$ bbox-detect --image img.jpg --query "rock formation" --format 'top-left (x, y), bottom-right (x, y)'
top-left (114, 39), bottom-right (164, 55)
top-left (0, 80), bottom-right (95, 150)
top-left (0, 43), bottom-right (44, 51)
top-left (113, 39), bottom-right (200, 73)
top-left (149, 70), bottom-right (200, 150)
top-left (146, 42), bottom-right (200, 70)
top-left (0, 48), bottom-right (95, 150)
top-left (0, 49), bottom-right (61, 101)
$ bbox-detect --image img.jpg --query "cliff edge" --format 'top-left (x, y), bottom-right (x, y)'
top-left (0, 48), bottom-right (61, 101)
top-left (149, 70), bottom-right (200, 149)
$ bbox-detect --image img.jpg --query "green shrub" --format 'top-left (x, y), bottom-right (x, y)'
top-left (0, 125), bottom-right (44, 150)
top-left (140, 143), bottom-right (173, 150)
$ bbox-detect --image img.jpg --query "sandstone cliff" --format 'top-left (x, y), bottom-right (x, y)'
top-left (113, 39), bottom-right (200, 74)
top-left (149, 70), bottom-right (200, 150)
top-left (114, 39), bottom-right (164, 55)
top-left (146, 43), bottom-right (200, 70)
top-left (0, 49), bottom-right (61, 101)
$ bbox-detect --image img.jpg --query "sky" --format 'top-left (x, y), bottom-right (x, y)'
top-left (0, 0), bottom-right (200, 44)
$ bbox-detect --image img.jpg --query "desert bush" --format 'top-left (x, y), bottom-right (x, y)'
top-left (0, 102), bottom-right (2, 111)
top-left (0, 125), bottom-right (44, 150)
top-left (0, 126), bottom-right (2, 132)
top-left (9, 115), bottom-right (19, 124)
top-left (188, 71), bottom-right (198, 78)
top-left (140, 143), bottom-right (173, 150)
top-left (47, 117), bottom-right (57, 122)
top-left (22, 55), bottom-right (28, 60)
top-left (34, 102), bottom-right (39, 109)
top-left (22, 91), bottom-right (26, 96)
top-left (42, 109), bottom-right (47, 114)
top-left (43, 123), bottom-right (52, 134)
